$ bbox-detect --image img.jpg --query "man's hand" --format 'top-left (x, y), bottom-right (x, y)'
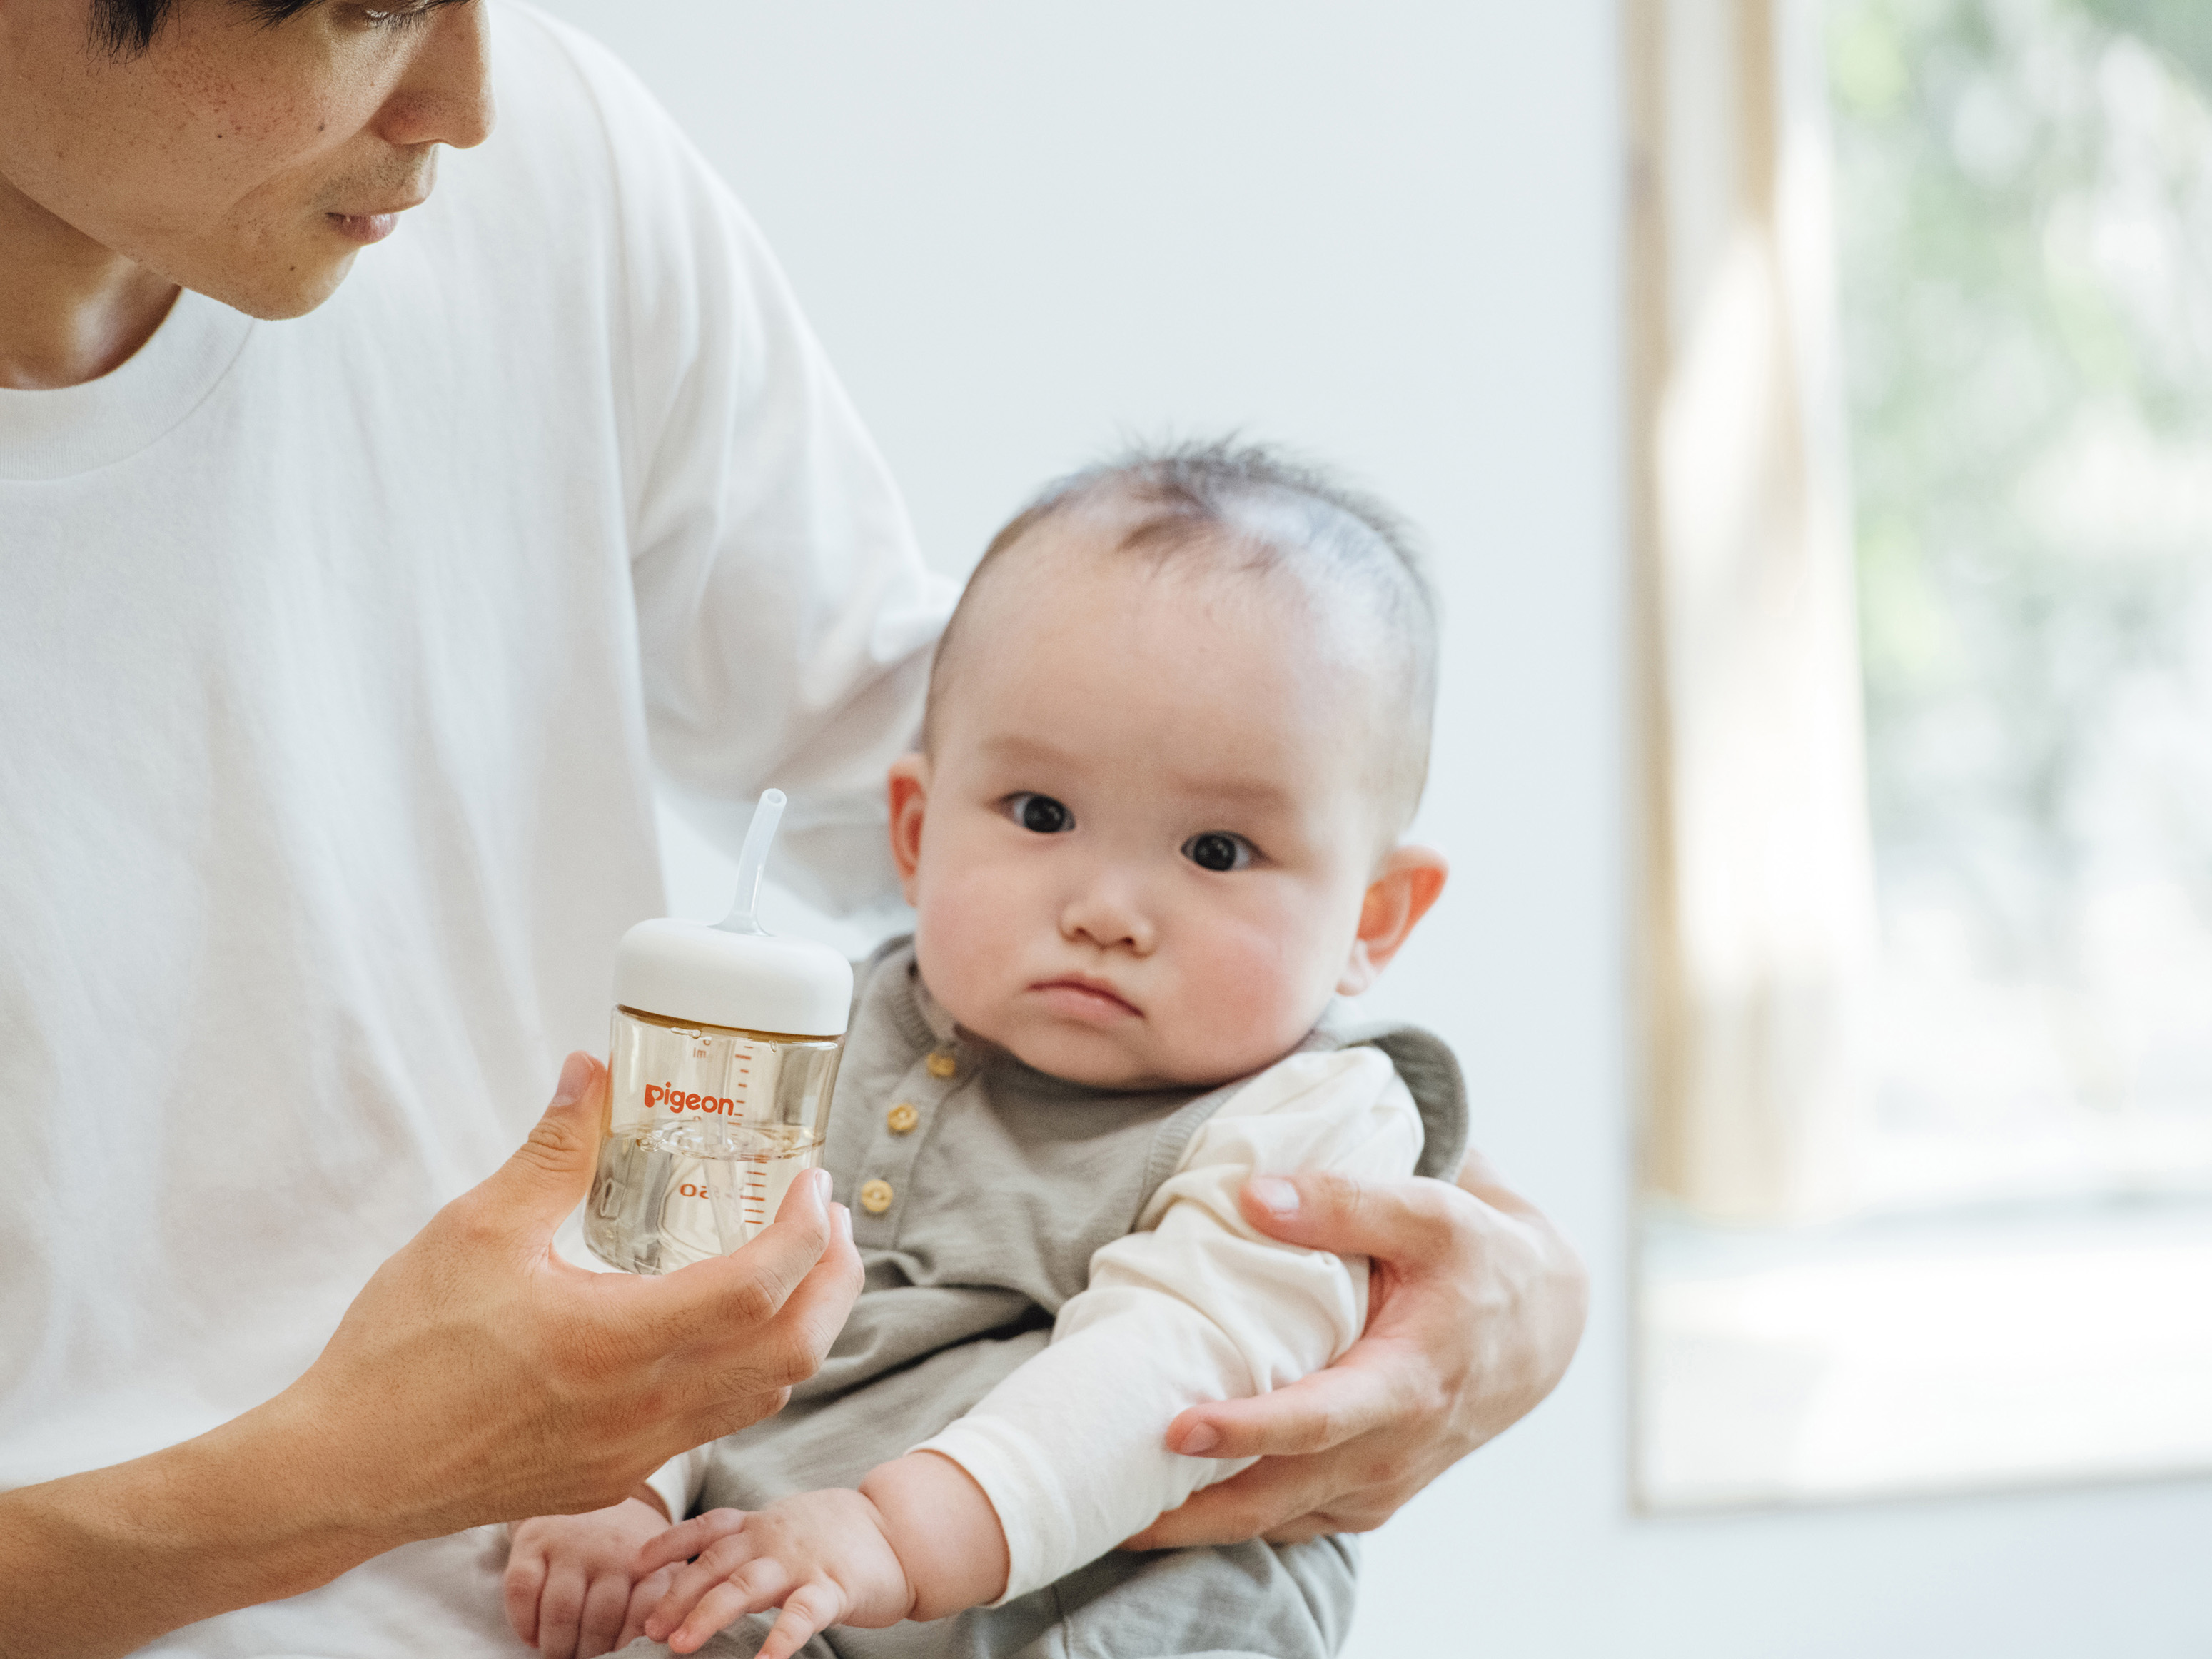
top-left (268, 1051), bottom-right (862, 1540)
top-left (1123, 1149), bottom-right (1586, 1548)
top-left (0, 1052), bottom-right (863, 1659)
top-left (505, 1493), bottom-right (677, 1659)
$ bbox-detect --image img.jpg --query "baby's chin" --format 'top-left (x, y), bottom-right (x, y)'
top-left (979, 1013), bottom-right (1266, 1094)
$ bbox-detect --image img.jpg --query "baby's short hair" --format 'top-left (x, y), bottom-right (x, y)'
top-left (927, 439), bottom-right (1440, 833)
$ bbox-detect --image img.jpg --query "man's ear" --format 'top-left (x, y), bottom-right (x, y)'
top-left (1337, 845), bottom-right (1448, 997)
top-left (887, 754), bottom-right (931, 906)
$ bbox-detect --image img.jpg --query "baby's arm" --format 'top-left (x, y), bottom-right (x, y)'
top-left (634, 1452), bottom-right (1006, 1659)
top-left (917, 1046), bottom-right (1423, 1597)
top-left (634, 1046), bottom-right (1419, 1652)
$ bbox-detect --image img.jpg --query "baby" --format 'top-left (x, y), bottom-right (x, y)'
top-left (508, 441), bottom-right (1462, 1659)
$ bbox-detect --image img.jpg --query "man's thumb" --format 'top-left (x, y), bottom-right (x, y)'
top-left (1236, 1169), bottom-right (1443, 1261)
top-left (488, 1052), bottom-right (607, 1232)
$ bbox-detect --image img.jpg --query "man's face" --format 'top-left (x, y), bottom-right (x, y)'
top-left (0, 0), bottom-right (494, 319)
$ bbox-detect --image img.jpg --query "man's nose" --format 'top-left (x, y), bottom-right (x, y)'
top-left (375, 1), bottom-right (498, 153)
top-left (1059, 874), bottom-right (1158, 955)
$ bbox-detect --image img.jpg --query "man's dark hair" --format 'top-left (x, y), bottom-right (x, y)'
top-left (928, 438), bottom-right (1443, 830)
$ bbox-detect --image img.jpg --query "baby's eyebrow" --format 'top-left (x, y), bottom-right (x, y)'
top-left (975, 732), bottom-right (1083, 769)
top-left (1168, 775), bottom-right (1299, 814)
top-left (977, 732), bottom-right (1300, 815)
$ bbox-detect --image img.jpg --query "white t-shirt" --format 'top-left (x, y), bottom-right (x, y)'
top-left (0, 6), bottom-right (946, 1654)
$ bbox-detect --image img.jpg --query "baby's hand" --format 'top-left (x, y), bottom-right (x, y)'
top-left (504, 1494), bottom-right (677, 1659)
top-left (635, 1491), bottom-right (914, 1659)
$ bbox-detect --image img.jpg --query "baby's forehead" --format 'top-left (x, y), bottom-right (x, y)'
top-left (949, 530), bottom-right (1395, 782)
top-left (929, 458), bottom-right (1437, 831)
top-left (985, 499), bottom-right (1393, 658)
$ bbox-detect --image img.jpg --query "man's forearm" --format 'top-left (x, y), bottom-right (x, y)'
top-left (0, 1392), bottom-right (400, 1659)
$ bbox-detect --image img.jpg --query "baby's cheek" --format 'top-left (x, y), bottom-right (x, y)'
top-left (1163, 924), bottom-right (1323, 1075)
top-left (911, 864), bottom-right (1029, 1022)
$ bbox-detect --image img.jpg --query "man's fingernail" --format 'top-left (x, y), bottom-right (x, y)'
top-left (1177, 1422), bottom-right (1221, 1455)
top-left (1249, 1176), bottom-right (1300, 1217)
top-left (552, 1052), bottom-right (593, 1106)
top-left (834, 1201), bottom-right (854, 1243)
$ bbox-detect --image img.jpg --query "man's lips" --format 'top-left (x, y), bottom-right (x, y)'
top-left (325, 200), bottom-right (425, 245)
top-left (1029, 977), bottom-right (1143, 1022)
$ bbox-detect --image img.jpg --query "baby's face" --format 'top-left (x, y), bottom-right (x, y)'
top-left (890, 515), bottom-right (1430, 1091)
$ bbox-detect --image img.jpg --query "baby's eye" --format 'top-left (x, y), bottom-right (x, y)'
top-left (1006, 793), bottom-right (1074, 834)
top-left (1181, 832), bottom-right (1254, 872)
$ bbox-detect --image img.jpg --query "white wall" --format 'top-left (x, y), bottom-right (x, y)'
top-left (527, 4), bottom-right (2212, 1653)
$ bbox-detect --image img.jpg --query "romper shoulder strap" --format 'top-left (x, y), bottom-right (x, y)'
top-left (1322, 1020), bottom-right (1469, 1180)
top-left (1133, 1018), bottom-right (1470, 1213)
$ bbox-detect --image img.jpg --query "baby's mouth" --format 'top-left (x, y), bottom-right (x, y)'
top-left (1029, 977), bottom-right (1143, 1021)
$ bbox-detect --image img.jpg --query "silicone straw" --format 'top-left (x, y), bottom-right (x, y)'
top-left (717, 787), bottom-right (786, 935)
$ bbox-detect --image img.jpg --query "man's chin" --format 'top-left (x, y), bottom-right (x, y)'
top-left (182, 246), bottom-right (362, 322)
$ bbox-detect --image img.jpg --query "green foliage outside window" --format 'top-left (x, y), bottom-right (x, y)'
top-left (1833, 0), bottom-right (2212, 1002)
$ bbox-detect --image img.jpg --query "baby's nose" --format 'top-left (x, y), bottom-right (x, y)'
top-left (1059, 881), bottom-right (1157, 954)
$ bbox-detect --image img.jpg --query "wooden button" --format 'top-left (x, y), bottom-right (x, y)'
top-left (859, 1178), bottom-right (894, 1214)
top-left (887, 1101), bottom-right (920, 1134)
top-left (925, 1050), bottom-right (958, 1079)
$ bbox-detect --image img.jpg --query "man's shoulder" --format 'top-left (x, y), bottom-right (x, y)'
top-left (454, 5), bottom-right (682, 219)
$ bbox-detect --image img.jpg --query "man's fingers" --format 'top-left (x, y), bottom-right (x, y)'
top-left (473, 1054), bottom-right (608, 1246)
top-left (1166, 1358), bottom-right (1401, 1461)
top-left (636, 1170), bottom-right (834, 1342)
top-left (1238, 1169), bottom-right (1464, 1264)
top-left (759, 1201), bottom-right (861, 1368)
top-left (1122, 1457), bottom-right (1334, 1552)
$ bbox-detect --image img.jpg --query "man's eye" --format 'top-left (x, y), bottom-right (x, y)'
top-left (1006, 794), bottom-right (1074, 834)
top-left (358, 1), bottom-right (440, 29)
top-left (1182, 832), bottom-right (1254, 872)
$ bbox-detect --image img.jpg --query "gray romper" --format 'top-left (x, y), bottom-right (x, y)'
top-left (642, 937), bottom-right (1468, 1659)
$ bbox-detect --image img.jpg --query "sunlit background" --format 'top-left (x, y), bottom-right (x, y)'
top-left (1636, 0), bottom-right (2212, 1516)
top-left (1845, 0), bottom-right (2212, 1214)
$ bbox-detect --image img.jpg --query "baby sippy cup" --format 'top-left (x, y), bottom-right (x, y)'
top-left (585, 790), bottom-right (850, 1274)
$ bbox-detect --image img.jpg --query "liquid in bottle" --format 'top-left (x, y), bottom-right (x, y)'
top-left (582, 790), bottom-right (851, 1274)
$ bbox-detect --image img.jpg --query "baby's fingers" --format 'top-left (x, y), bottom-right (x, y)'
top-left (634, 1508), bottom-right (749, 1575)
top-left (644, 1533), bottom-right (757, 1643)
top-left (575, 1570), bottom-right (634, 1658)
top-left (617, 1566), bottom-right (675, 1650)
top-left (758, 1580), bottom-right (846, 1659)
top-left (667, 1561), bottom-right (796, 1655)
top-left (501, 1539), bottom-right (547, 1646)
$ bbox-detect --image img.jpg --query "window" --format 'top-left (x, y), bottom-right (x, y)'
top-left (1630, 0), bottom-right (2212, 1508)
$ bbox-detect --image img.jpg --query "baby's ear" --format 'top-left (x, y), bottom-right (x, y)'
top-left (887, 755), bottom-right (932, 904)
top-left (1336, 845), bottom-right (1449, 997)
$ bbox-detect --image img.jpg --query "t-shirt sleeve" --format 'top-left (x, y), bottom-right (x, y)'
top-left (554, 26), bottom-right (954, 918)
top-left (911, 1047), bottom-right (1425, 1602)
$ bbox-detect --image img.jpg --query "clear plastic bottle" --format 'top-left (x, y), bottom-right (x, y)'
top-left (582, 791), bottom-right (852, 1275)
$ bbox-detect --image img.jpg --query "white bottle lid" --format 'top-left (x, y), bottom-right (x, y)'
top-left (612, 790), bottom-right (853, 1038)
top-left (613, 918), bottom-right (852, 1037)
